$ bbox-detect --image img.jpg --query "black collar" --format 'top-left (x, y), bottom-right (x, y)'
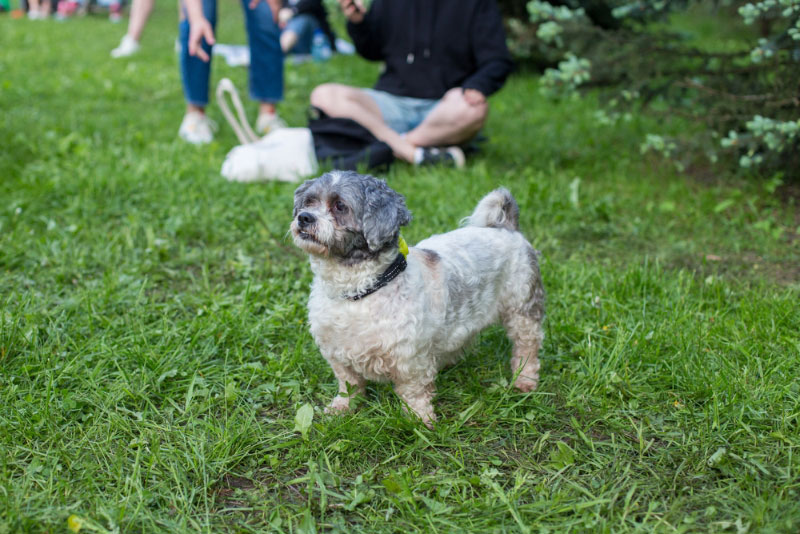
top-left (347, 253), bottom-right (407, 301)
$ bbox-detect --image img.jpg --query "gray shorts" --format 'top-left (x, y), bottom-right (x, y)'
top-left (361, 88), bottom-right (440, 134)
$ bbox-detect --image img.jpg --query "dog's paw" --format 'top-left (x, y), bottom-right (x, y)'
top-left (420, 412), bottom-right (437, 429)
top-left (513, 375), bottom-right (538, 393)
top-left (324, 395), bottom-right (352, 414)
top-left (406, 404), bottom-right (437, 428)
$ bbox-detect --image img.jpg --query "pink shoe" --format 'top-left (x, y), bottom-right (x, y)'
top-left (56, 0), bottom-right (77, 17)
top-left (108, 2), bottom-right (121, 22)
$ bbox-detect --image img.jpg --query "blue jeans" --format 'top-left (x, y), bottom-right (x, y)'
top-left (179, 0), bottom-right (283, 107)
top-left (283, 13), bottom-right (318, 55)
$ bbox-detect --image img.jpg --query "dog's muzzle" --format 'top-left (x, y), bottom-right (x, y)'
top-left (297, 212), bottom-right (316, 229)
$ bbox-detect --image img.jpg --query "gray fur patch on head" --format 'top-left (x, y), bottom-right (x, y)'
top-left (292, 171), bottom-right (412, 261)
top-left (360, 174), bottom-right (412, 252)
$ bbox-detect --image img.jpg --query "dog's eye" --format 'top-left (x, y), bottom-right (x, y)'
top-left (304, 196), bottom-right (317, 207)
top-left (333, 200), bottom-right (348, 213)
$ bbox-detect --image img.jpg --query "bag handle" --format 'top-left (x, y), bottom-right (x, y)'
top-left (216, 78), bottom-right (260, 145)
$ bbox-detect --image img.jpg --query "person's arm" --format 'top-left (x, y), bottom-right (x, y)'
top-left (184, 0), bottom-right (215, 62)
top-left (341, 0), bottom-right (384, 61)
top-left (461, 0), bottom-right (514, 98)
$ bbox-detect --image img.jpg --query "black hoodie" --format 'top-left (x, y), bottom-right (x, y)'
top-left (346, 0), bottom-right (513, 100)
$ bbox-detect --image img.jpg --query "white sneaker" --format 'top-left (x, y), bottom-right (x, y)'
top-left (255, 112), bottom-right (287, 135)
top-left (178, 111), bottom-right (216, 144)
top-left (111, 35), bottom-right (141, 58)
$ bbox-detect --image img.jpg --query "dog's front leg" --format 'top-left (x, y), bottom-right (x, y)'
top-left (394, 380), bottom-right (437, 427)
top-left (324, 361), bottom-right (366, 414)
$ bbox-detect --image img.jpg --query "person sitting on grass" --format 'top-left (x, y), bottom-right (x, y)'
top-left (310, 0), bottom-right (513, 167)
top-left (278, 0), bottom-right (336, 57)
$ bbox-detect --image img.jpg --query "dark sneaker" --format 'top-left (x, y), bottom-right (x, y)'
top-left (416, 146), bottom-right (466, 168)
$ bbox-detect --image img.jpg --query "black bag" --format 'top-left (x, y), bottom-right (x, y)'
top-left (308, 107), bottom-right (395, 171)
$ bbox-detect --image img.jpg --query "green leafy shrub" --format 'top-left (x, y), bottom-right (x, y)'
top-left (503, 0), bottom-right (800, 178)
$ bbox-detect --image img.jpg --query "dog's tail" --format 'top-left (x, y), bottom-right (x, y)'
top-left (464, 188), bottom-right (519, 231)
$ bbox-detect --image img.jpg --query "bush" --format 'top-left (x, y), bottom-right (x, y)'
top-left (505, 0), bottom-right (800, 179)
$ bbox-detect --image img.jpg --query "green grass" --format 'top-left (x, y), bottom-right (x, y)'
top-left (1, 4), bottom-right (800, 533)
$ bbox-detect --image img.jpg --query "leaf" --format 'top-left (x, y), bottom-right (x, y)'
top-left (549, 441), bottom-right (575, 468)
top-left (157, 369), bottom-right (178, 384)
top-left (345, 488), bottom-right (374, 511)
top-left (294, 403), bottom-right (314, 440)
top-left (67, 515), bottom-right (83, 533)
top-left (707, 447), bottom-right (726, 467)
top-left (713, 199), bottom-right (735, 213)
top-left (297, 508), bottom-right (317, 534)
top-left (382, 477), bottom-right (403, 494)
top-left (658, 200), bottom-right (676, 213)
top-left (569, 177), bottom-right (581, 208)
top-left (420, 495), bottom-right (454, 514)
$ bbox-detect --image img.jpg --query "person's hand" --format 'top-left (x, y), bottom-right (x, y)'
top-left (337, 0), bottom-right (365, 23)
top-left (463, 88), bottom-right (486, 107)
top-left (278, 6), bottom-right (293, 27)
top-left (248, 0), bottom-right (281, 21)
top-left (188, 17), bottom-right (216, 62)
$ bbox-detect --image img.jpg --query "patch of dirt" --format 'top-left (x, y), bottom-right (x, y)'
top-left (213, 470), bottom-right (308, 513)
top-left (668, 251), bottom-right (799, 286)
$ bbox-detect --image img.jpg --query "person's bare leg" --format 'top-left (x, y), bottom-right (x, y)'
top-left (405, 88), bottom-right (488, 148)
top-left (310, 83), bottom-right (417, 162)
top-left (127, 0), bottom-right (155, 41)
top-left (280, 30), bottom-right (298, 53)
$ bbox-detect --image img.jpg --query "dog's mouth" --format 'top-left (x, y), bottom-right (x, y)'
top-left (292, 224), bottom-right (330, 256)
top-left (297, 230), bottom-right (320, 243)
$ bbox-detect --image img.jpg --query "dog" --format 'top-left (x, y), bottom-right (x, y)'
top-left (290, 171), bottom-right (545, 425)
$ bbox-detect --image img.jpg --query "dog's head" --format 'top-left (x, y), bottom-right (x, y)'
top-left (290, 171), bottom-right (412, 262)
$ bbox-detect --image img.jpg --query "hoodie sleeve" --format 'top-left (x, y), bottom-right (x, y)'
top-left (461, 0), bottom-right (514, 97)
top-left (346, 0), bottom-right (384, 61)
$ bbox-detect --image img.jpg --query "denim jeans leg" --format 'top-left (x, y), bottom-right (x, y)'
top-left (284, 14), bottom-right (319, 55)
top-left (179, 0), bottom-right (217, 107)
top-left (242, 0), bottom-right (283, 103)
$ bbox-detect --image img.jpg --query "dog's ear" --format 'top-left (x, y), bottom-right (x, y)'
top-left (361, 178), bottom-right (412, 252)
top-left (293, 178), bottom-right (316, 217)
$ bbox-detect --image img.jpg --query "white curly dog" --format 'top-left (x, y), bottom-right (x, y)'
top-left (290, 171), bottom-right (545, 426)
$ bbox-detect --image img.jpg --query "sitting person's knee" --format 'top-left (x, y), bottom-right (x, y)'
top-left (446, 88), bottom-right (487, 129)
top-left (310, 83), bottom-right (339, 110)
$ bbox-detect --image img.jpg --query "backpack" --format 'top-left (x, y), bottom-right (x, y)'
top-left (307, 107), bottom-right (395, 172)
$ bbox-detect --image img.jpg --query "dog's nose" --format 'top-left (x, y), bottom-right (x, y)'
top-left (298, 212), bottom-right (316, 227)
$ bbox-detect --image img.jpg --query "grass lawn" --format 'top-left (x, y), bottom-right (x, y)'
top-left (1, 4), bottom-right (799, 533)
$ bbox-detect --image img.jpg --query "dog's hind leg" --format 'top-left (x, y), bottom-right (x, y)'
top-left (325, 361), bottom-right (366, 414)
top-left (504, 312), bottom-right (543, 392)
top-left (503, 260), bottom-right (545, 392)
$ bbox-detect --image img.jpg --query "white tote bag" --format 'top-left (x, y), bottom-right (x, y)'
top-left (216, 78), bottom-right (318, 183)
